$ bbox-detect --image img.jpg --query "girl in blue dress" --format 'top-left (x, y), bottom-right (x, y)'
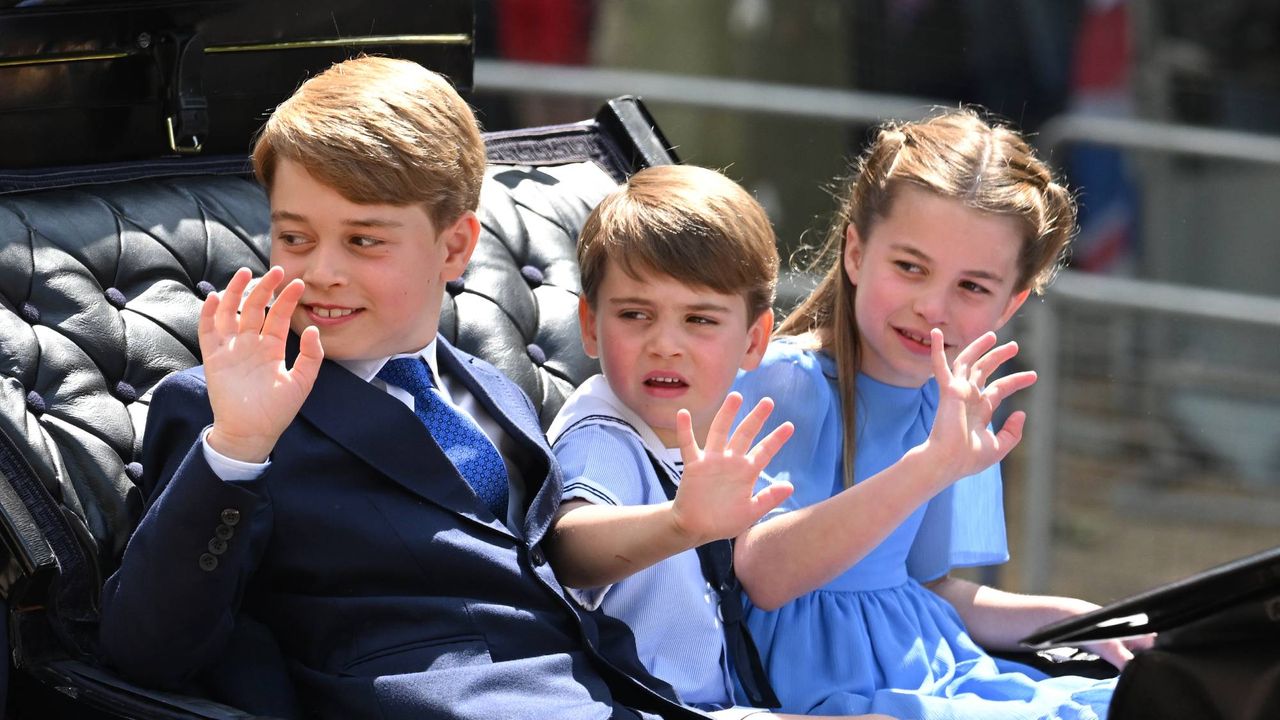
top-left (731, 109), bottom-right (1149, 719)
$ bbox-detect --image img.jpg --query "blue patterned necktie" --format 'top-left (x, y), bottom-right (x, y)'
top-left (377, 357), bottom-right (510, 520)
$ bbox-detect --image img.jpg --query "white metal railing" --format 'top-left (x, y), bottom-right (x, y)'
top-left (1038, 113), bottom-right (1280, 165)
top-left (1019, 271), bottom-right (1280, 593)
top-left (478, 59), bottom-right (1280, 168)
top-left (475, 59), bottom-right (941, 124)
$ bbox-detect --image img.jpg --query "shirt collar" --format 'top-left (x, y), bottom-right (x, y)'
top-left (338, 337), bottom-right (440, 387)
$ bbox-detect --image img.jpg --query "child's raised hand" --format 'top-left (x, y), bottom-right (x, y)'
top-left (925, 328), bottom-right (1037, 480)
top-left (200, 267), bottom-right (324, 463)
top-left (670, 392), bottom-right (795, 546)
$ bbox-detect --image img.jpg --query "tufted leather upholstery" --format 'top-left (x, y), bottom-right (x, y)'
top-left (0, 98), bottom-right (674, 717)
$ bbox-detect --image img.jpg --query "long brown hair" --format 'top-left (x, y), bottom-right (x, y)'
top-left (778, 108), bottom-right (1076, 488)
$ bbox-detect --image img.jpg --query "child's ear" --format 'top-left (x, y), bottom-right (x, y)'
top-left (842, 224), bottom-right (864, 285)
top-left (740, 308), bottom-right (773, 371)
top-left (578, 295), bottom-right (601, 359)
top-left (439, 210), bottom-right (481, 281)
top-left (995, 288), bottom-right (1032, 330)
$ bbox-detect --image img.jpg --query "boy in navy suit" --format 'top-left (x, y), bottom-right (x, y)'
top-left (98, 56), bottom-right (706, 720)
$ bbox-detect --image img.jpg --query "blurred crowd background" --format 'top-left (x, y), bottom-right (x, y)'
top-left (466, 0), bottom-right (1280, 606)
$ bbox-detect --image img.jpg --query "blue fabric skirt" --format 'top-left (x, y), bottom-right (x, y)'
top-left (745, 579), bottom-right (1116, 720)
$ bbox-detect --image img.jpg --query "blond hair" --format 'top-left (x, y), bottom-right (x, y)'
top-left (578, 164), bottom-right (779, 323)
top-left (253, 56), bottom-right (485, 227)
top-left (779, 108), bottom-right (1076, 488)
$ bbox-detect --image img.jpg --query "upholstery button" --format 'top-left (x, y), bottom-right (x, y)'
top-left (525, 343), bottom-right (546, 365)
top-left (19, 302), bottom-right (39, 324)
top-left (208, 537), bottom-right (228, 555)
top-left (24, 391), bottom-right (45, 416)
top-left (530, 547), bottom-right (546, 566)
top-left (196, 281), bottom-right (216, 299)
top-left (520, 265), bottom-right (544, 287)
top-left (105, 287), bottom-right (127, 309)
top-left (198, 553), bottom-right (218, 572)
top-left (215, 523), bottom-right (234, 541)
top-left (446, 278), bottom-right (465, 295)
top-left (124, 462), bottom-right (144, 482)
top-left (113, 381), bottom-right (138, 403)
top-left (220, 508), bottom-right (240, 526)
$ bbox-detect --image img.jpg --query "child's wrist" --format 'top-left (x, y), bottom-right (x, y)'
top-left (901, 443), bottom-right (956, 491)
top-left (207, 426), bottom-right (274, 464)
top-left (665, 500), bottom-right (710, 549)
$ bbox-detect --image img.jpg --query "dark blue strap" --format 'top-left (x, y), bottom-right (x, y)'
top-left (648, 453), bottom-right (780, 709)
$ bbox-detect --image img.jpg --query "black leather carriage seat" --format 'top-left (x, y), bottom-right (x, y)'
top-left (0, 97), bottom-right (675, 719)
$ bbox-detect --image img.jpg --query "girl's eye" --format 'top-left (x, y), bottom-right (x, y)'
top-left (960, 280), bottom-right (990, 295)
top-left (893, 260), bottom-right (923, 274)
top-left (278, 233), bottom-right (308, 247)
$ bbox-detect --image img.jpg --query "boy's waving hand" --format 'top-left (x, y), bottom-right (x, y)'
top-left (671, 392), bottom-right (795, 546)
top-left (202, 266), bottom-right (324, 463)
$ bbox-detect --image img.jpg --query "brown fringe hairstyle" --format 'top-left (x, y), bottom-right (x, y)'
top-left (778, 108), bottom-right (1076, 488)
top-left (578, 164), bottom-right (779, 325)
top-left (252, 56), bottom-right (486, 229)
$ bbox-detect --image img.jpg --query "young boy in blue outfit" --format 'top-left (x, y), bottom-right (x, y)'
top-left (97, 56), bottom-right (707, 720)
top-left (546, 165), bottom-right (892, 720)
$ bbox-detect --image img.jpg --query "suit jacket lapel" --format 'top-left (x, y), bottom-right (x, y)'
top-left (289, 336), bottom-right (513, 538)
top-left (436, 337), bottom-right (560, 546)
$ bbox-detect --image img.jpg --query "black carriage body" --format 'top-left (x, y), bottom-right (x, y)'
top-left (0, 0), bottom-right (473, 168)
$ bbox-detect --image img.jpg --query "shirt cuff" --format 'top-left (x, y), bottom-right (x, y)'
top-left (201, 426), bottom-right (270, 481)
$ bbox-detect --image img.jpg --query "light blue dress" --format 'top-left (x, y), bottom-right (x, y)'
top-left (732, 341), bottom-right (1116, 719)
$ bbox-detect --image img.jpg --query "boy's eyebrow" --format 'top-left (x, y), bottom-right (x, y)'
top-left (891, 243), bottom-right (1007, 283)
top-left (270, 210), bottom-right (404, 229)
top-left (607, 296), bottom-right (734, 313)
top-left (270, 210), bottom-right (307, 224)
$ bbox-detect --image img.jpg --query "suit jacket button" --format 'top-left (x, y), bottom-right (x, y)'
top-left (530, 547), bottom-right (546, 566)
top-left (220, 509), bottom-right (241, 526)
top-left (208, 538), bottom-right (228, 555)
top-left (199, 553), bottom-right (218, 572)
top-left (215, 523), bottom-right (235, 541)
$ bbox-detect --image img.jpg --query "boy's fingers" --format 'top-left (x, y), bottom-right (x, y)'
top-left (746, 421), bottom-right (793, 468)
top-left (727, 396), bottom-right (773, 455)
top-left (213, 268), bottom-right (252, 337)
top-left (969, 340), bottom-right (1019, 387)
top-left (750, 480), bottom-right (794, 518)
top-left (197, 292), bottom-right (220, 345)
top-left (262, 278), bottom-right (305, 340)
top-left (675, 409), bottom-right (698, 458)
top-left (289, 325), bottom-right (325, 391)
top-left (237, 266), bottom-right (284, 334)
top-left (705, 392), bottom-right (743, 452)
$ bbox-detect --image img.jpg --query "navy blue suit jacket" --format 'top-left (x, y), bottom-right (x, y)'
top-left (99, 337), bottom-right (702, 720)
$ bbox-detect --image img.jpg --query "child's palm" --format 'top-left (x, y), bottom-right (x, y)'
top-left (671, 393), bottom-right (794, 545)
top-left (200, 267), bottom-right (324, 462)
top-left (929, 329), bottom-right (1036, 479)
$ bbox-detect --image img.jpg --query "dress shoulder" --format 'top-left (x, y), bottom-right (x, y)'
top-left (735, 339), bottom-right (834, 413)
